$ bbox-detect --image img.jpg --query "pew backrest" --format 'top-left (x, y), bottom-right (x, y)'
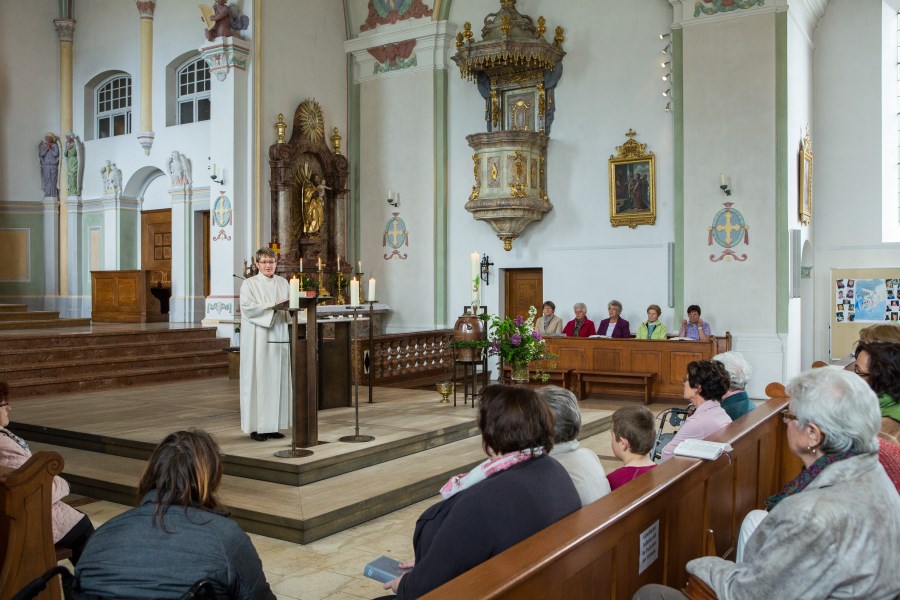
top-left (0, 451), bottom-right (65, 600)
top-left (423, 398), bottom-right (797, 600)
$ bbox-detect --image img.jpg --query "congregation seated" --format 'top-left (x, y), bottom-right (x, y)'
top-left (563, 302), bottom-right (596, 337)
top-left (635, 304), bottom-right (668, 340)
top-left (382, 384), bottom-right (580, 598)
top-left (635, 369), bottom-right (900, 599)
top-left (713, 351), bottom-right (755, 421)
top-left (606, 405), bottom-right (657, 490)
top-left (598, 299), bottom-right (631, 338)
top-left (853, 340), bottom-right (900, 444)
top-left (538, 386), bottom-right (610, 505)
top-left (534, 300), bottom-right (564, 336)
top-left (74, 429), bottom-right (275, 600)
top-left (677, 304), bottom-right (711, 341)
top-left (0, 381), bottom-right (94, 565)
top-left (659, 360), bottom-right (732, 462)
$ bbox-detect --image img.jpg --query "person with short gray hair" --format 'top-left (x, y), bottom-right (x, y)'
top-left (713, 351), bottom-right (755, 421)
top-left (634, 368), bottom-right (900, 600)
top-left (538, 386), bottom-right (610, 506)
top-left (563, 302), bottom-right (596, 337)
top-left (599, 299), bottom-right (631, 338)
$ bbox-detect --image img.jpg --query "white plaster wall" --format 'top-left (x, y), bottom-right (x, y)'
top-left (445, 0), bottom-right (675, 331)
top-left (0, 1), bottom-right (62, 201)
top-left (813, 0), bottom-right (900, 360)
top-left (683, 13), bottom-right (776, 337)
top-left (359, 70), bottom-right (436, 332)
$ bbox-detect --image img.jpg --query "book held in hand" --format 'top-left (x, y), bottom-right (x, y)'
top-left (673, 439), bottom-right (733, 460)
top-left (364, 555), bottom-right (407, 583)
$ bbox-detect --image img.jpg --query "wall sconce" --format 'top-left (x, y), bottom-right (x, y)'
top-left (719, 173), bottom-right (732, 196)
top-left (387, 189), bottom-right (399, 208)
top-left (662, 88), bottom-right (671, 97)
top-left (664, 102), bottom-right (671, 113)
top-left (209, 160), bottom-right (224, 185)
top-left (660, 60), bottom-right (670, 69)
top-left (659, 33), bottom-right (670, 40)
top-left (661, 72), bottom-right (671, 82)
top-left (660, 43), bottom-right (671, 55)
top-left (480, 254), bottom-right (494, 285)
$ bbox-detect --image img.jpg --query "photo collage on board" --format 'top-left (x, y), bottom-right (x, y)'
top-left (835, 278), bottom-right (900, 323)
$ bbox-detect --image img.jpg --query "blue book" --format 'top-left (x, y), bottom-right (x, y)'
top-left (364, 555), bottom-right (407, 583)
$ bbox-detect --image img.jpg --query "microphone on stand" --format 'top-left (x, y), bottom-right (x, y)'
top-left (233, 274), bottom-right (245, 280)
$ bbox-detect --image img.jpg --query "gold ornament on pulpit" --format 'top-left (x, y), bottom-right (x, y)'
top-left (275, 113), bottom-right (287, 144)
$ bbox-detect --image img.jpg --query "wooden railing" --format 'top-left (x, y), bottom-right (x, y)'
top-left (353, 329), bottom-right (455, 388)
top-left (423, 396), bottom-right (801, 599)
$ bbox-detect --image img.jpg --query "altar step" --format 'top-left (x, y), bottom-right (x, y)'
top-left (1, 328), bottom-right (228, 397)
top-left (0, 304), bottom-right (90, 330)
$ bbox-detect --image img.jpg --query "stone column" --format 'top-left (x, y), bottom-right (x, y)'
top-left (53, 18), bottom-right (75, 313)
top-left (136, 1), bottom-right (156, 154)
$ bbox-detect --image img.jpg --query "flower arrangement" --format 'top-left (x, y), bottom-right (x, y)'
top-left (487, 306), bottom-right (556, 382)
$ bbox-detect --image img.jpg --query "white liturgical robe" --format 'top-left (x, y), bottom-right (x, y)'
top-left (239, 273), bottom-right (292, 434)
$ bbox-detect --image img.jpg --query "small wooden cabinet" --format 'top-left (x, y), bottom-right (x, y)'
top-left (91, 270), bottom-right (169, 323)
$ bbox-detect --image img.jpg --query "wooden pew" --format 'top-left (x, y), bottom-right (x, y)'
top-left (0, 451), bottom-right (65, 600)
top-left (422, 396), bottom-right (798, 600)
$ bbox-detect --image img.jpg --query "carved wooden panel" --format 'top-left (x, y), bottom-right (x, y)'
top-left (94, 279), bottom-right (116, 306)
top-left (631, 350), bottom-right (662, 375)
top-left (591, 348), bottom-right (622, 371)
top-left (118, 279), bottom-right (138, 306)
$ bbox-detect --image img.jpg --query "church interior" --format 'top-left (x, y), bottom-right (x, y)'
top-left (1, 0), bottom-right (899, 598)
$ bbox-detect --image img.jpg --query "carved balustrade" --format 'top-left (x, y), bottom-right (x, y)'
top-left (353, 329), bottom-right (454, 388)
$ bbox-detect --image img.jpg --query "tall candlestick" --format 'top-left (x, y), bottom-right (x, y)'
top-left (317, 257), bottom-right (322, 271)
top-left (337, 255), bottom-right (341, 270)
top-left (350, 277), bottom-right (360, 306)
top-left (289, 276), bottom-right (300, 309)
top-left (368, 277), bottom-right (377, 301)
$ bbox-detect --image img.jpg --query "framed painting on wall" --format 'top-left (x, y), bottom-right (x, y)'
top-left (799, 127), bottom-right (813, 225)
top-left (608, 129), bottom-right (656, 228)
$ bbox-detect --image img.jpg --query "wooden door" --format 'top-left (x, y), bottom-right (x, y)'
top-left (140, 209), bottom-right (172, 280)
top-left (504, 268), bottom-right (543, 321)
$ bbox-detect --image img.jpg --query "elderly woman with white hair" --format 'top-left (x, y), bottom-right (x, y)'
top-left (538, 386), bottom-right (611, 505)
top-left (562, 302), bottom-right (596, 337)
top-left (713, 351), bottom-right (755, 421)
top-left (634, 368), bottom-right (900, 600)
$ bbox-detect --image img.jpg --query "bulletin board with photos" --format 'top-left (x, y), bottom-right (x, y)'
top-left (831, 267), bottom-right (900, 359)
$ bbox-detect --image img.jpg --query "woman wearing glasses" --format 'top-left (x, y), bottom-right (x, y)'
top-left (853, 340), bottom-right (900, 444)
top-left (634, 369), bottom-right (900, 600)
top-left (0, 381), bottom-right (94, 564)
top-left (239, 248), bottom-right (292, 442)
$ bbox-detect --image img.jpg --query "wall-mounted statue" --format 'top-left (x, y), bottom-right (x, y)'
top-left (37, 133), bottom-right (60, 198)
top-left (100, 160), bottom-right (123, 198)
top-left (166, 151), bottom-right (192, 187)
top-left (64, 132), bottom-right (84, 196)
top-left (199, 0), bottom-right (249, 42)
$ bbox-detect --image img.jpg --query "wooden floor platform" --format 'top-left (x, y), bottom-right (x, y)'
top-left (13, 379), bottom-right (612, 544)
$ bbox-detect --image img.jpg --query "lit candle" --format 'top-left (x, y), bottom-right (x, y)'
top-left (720, 173), bottom-right (726, 186)
top-left (337, 255), bottom-right (341, 270)
top-left (357, 260), bottom-right (362, 273)
top-left (368, 277), bottom-right (377, 301)
top-left (471, 252), bottom-right (481, 303)
top-left (350, 277), bottom-right (360, 306)
top-left (388, 190), bottom-right (394, 201)
top-left (299, 258), bottom-right (303, 273)
top-left (317, 257), bottom-right (322, 271)
top-left (289, 276), bottom-right (300, 309)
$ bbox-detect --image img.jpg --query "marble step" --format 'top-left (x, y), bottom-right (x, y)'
top-left (0, 311), bottom-right (60, 321)
top-left (0, 304), bottom-right (28, 312)
top-left (0, 318), bottom-right (92, 330)
top-left (1, 350), bottom-right (228, 381)
top-left (0, 327), bottom-right (219, 349)
top-left (8, 363), bottom-right (229, 397)
top-left (0, 338), bottom-right (229, 366)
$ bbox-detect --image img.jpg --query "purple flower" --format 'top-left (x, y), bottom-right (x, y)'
top-left (491, 341), bottom-right (500, 352)
top-left (515, 315), bottom-right (525, 326)
top-left (531, 331), bottom-right (542, 341)
top-left (510, 334), bottom-right (522, 346)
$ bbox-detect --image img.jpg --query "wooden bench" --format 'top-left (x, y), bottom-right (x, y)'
top-left (499, 365), bottom-right (572, 388)
top-left (0, 451), bottom-right (66, 600)
top-left (574, 370), bottom-right (655, 404)
top-left (422, 394), bottom-right (800, 599)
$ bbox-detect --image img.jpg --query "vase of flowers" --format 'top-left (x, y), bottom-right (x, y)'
top-left (487, 306), bottom-right (555, 383)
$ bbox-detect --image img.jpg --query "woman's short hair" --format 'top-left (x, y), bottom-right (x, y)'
top-left (542, 300), bottom-right (556, 312)
top-left (478, 384), bottom-right (555, 455)
top-left (858, 323), bottom-right (900, 344)
top-left (573, 302), bottom-right (587, 312)
top-left (537, 386), bottom-right (581, 443)
top-left (647, 304), bottom-right (662, 316)
top-left (686, 360), bottom-right (730, 401)
top-left (138, 429), bottom-right (224, 530)
top-left (786, 368), bottom-right (880, 455)
top-left (611, 406), bottom-right (656, 455)
top-left (855, 341), bottom-right (900, 401)
top-left (608, 300), bottom-right (623, 312)
top-left (687, 304), bottom-right (702, 315)
top-left (0, 381), bottom-right (8, 403)
top-left (713, 351), bottom-right (752, 391)
top-left (254, 247), bottom-right (276, 263)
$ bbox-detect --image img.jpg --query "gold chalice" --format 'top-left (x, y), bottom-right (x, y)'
top-left (436, 381), bottom-right (454, 404)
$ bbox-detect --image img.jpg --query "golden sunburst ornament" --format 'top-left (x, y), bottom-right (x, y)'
top-left (296, 99), bottom-right (324, 144)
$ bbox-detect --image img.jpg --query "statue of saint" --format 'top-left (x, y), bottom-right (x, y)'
top-left (37, 133), bottom-right (60, 198)
top-left (302, 174), bottom-right (325, 235)
top-left (64, 133), bottom-right (83, 196)
top-left (166, 151), bottom-right (192, 187)
top-left (200, 0), bottom-right (249, 42)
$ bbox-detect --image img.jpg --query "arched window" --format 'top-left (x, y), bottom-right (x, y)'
top-left (95, 74), bottom-right (132, 138)
top-left (176, 57), bottom-right (211, 125)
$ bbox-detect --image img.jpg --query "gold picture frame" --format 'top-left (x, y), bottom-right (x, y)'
top-left (799, 126), bottom-right (813, 225)
top-left (609, 129), bottom-right (656, 228)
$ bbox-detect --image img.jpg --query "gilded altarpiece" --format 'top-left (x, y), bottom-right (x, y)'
top-left (453, 0), bottom-right (566, 251)
top-left (268, 100), bottom-right (349, 276)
